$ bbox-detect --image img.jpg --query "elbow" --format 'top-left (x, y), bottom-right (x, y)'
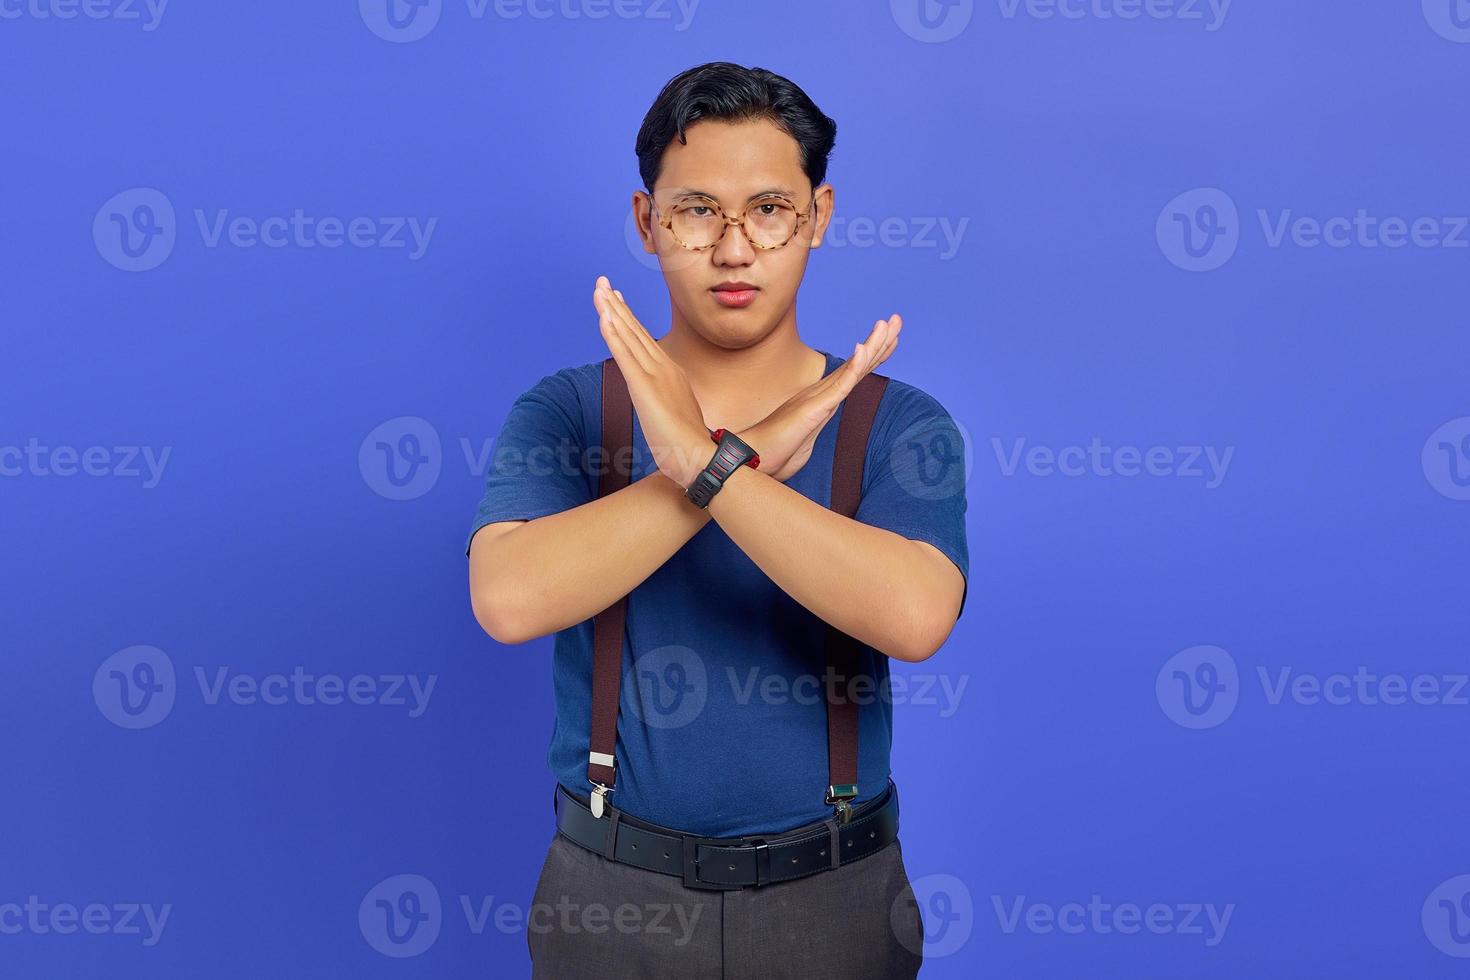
top-left (471, 585), bottom-right (532, 646)
top-left (889, 608), bottom-right (959, 664)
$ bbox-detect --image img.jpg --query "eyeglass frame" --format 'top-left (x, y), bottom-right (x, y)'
top-left (647, 191), bottom-right (819, 252)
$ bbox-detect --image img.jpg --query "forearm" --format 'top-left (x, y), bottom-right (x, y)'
top-left (705, 464), bottom-right (959, 662)
top-left (469, 473), bottom-right (710, 643)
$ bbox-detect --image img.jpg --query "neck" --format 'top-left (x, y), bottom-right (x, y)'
top-left (658, 303), bottom-right (828, 431)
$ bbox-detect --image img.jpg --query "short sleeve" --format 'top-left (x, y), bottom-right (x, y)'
top-left (464, 368), bottom-right (594, 556)
top-left (854, 386), bottom-right (971, 619)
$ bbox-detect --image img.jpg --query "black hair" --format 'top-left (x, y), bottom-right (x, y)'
top-left (634, 62), bottom-right (838, 192)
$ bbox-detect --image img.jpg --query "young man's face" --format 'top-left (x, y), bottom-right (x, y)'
top-left (634, 117), bottom-right (833, 349)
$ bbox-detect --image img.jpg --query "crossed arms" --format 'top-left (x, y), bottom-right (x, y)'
top-left (468, 278), bottom-right (965, 663)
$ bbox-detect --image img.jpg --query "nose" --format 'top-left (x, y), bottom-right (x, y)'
top-left (711, 213), bottom-right (756, 268)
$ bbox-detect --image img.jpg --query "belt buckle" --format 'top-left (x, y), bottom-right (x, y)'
top-left (679, 834), bottom-right (749, 891)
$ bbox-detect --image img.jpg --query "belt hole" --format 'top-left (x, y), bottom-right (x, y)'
top-left (663, 851), bottom-right (670, 859)
top-left (819, 849), bottom-right (826, 857)
top-left (846, 840), bottom-right (853, 848)
top-left (869, 831), bottom-right (876, 839)
top-left (727, 864), bottom-right (735, 870)
top-left (631, 843), bottom-right (638, 850)
top-left (791, 857), bottom-right (799, 864)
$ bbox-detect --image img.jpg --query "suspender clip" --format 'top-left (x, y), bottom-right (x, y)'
top-left (590, 781), bottom-right (613, 819)
top-left (826, 783), bottom-right (858, 824)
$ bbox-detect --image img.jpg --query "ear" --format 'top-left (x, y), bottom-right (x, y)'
top-left (632, 190), bottom-right (657, 254)
top-left (810, 183), bottom-right (834, 248)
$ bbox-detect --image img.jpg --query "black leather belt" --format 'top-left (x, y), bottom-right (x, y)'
top-left (553, 779), bottom-right (901, 891)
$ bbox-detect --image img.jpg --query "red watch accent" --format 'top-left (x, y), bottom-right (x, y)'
top-left (710, 428), bottom-right (760, 469)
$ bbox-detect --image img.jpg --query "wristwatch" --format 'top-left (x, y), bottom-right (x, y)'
top-left (685, 428), bottom-right (760, 508)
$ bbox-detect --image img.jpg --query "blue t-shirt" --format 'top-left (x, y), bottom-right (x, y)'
top-left (465, 349), bottom-right (969, 837)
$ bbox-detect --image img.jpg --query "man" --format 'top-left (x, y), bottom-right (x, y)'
top-left (466, 62), bottom-right (968, 978)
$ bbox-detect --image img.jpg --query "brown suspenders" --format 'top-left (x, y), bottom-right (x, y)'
top-left (587, 356), bottom-right (890, 824)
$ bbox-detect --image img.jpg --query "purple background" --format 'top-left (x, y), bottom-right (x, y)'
top-left (3, 1), bottom-right (1469, 976)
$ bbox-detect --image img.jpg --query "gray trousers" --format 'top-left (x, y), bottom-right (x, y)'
top-left (526, 830), bottom-right (925, 979)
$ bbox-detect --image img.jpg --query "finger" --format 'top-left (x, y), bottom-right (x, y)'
top-left (604, 285), bottom-right (664, 362)
top-left (598, 303), bottom-right (655, 376)
top-left (869, 314), bottom-right (902, 370)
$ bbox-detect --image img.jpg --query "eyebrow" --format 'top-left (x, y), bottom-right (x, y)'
top-left (667, 187), bottom-right (798, 202)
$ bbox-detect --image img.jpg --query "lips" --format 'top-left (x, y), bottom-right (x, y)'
top-left (710, 282), bottom-right (759, 308)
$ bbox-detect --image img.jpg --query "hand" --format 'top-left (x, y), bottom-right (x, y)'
top-left (593, 275), bottom-right (713, 488)
top-left (739, 315), bottom-right (902, 482)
